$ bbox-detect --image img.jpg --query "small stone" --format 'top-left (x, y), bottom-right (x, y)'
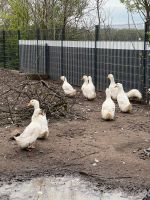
top-left (37, 191), bottom-right (43, 195)
top-left (92, 163), bottom-right (97, 166)
top-left (144, 139), bottom-right (149, 143)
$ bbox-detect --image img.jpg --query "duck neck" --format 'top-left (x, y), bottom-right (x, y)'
top-left (88, 77), bottom-right (92, 83)
top-left (32, 109), bottom-right (41, 121)
top-left (118, 87), bottom-right (124, 94)
top-left (106, 93), bottom-right (111, 99)
top-left (32, 107), bottom-right (41, 121)
top-left (84, 78), bottom-right (88, 84)
top-left (34, 103), bottom-right (40, 110)
top-left (110, 77), bottom-right (115, 84)
top-left (64, 77), bottom-right (67, 82)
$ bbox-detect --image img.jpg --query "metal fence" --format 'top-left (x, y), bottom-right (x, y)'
top-left (0, 24), bottom-right (150, 102)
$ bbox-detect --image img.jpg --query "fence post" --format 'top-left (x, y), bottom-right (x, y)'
top-left (94, 25), bottom-right (99, 89)
top-left (143, 17), bottom-right (150, 103)
top-left (143, 21), bottom-right (147, 102)
top-left (61, 27), bottom-right (65, 75)
top-left (45, 43), bottom-right (49, 75)
top-left (2, 30), bottom-right (6, 68)
top-left (36, 29), bottom-right (40, 73)
top-left (17, 30), bottom-right (21, 70)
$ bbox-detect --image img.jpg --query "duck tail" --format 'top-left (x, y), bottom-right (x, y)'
top-left (102, 111), bottom-right (113, 120)
top-left (137, 93), bottom-right (142, 100)
top-left (106, 112), bottom-right (113, 120)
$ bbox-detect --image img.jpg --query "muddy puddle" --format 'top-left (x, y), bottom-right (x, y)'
top-left (0, 176), bottom-right (145, 200)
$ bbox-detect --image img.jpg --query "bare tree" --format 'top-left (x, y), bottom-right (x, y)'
top-left (120, 0), bottom-right (150, 19)
top-left (95, 0), bottom-right (106, 26)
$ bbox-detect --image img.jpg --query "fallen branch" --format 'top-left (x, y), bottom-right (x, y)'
top-left (0, 71), bottom-right (85, 126)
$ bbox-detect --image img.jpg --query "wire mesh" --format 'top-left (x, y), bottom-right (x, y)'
top-left (0, 24), bottom-right (149, 102)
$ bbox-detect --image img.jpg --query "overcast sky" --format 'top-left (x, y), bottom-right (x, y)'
top-left (103, 0), bottom-right (144, 25)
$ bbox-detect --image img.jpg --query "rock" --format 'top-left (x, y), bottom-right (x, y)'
top-left (94, 158), bottom-right (99, 163)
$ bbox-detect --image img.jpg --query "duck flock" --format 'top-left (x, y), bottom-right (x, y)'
top-left (14, 73), bottom-right (142, 150)
top-left (60, 73), bottom-right (142, 119)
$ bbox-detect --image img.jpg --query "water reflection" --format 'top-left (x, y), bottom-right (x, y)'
top-left (0, 176), bottom-right (144, 200)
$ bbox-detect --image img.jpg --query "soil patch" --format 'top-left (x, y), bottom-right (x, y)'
top-left (0, 69), bottom-right (150, 192)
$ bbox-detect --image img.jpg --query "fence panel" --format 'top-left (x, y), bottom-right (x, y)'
top-left (47, 43), bottom-right (61, 80)
top-left (17, 26), bottom-right (150, 102)
top-left (96, 41), bottom-right (144, 92)
top-left (62, 41), bottom-right (95, 87)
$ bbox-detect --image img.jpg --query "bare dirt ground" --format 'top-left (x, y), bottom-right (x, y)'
top-left (0, 69), bottom-right (150, 192)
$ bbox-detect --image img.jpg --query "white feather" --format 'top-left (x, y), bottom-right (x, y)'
top-left (116, 83), bottom-right (132, 113)
top-left (101, 88), bottom-right (115, 120)
top-left (14, 100), bottom-right (49, 149)
top-left (126, 89), bottom-right (142, 100)
top-left (60, 76), bottom-right (76, 96)
top-left (81, 75), bottom-right (96, 100)
top-left (108, 74), bottom-right (118, 100)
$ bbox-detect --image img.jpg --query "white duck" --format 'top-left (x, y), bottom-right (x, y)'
top-left (108, 74), bottom-right (142, 101)
top-left (14, 109), bottom-right (46, 149)
top-left (101, 88), bottom-right (115, 120)
top-left (81, 75), bottom-right (96, 100)
top-left (126, 89), bottom-right (142, 101)
top-left (116, 83), bottom-right (132, 113)
top-left (28, 99), bottom-right (49, 139)
top-left (60, 76), bottom-right (76, 97)
top-left (107, 74), bottom-right (118, 100)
